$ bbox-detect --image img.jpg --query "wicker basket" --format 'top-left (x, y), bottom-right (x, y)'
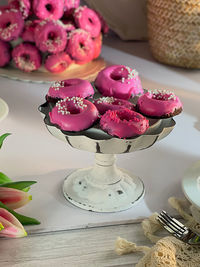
top-left (147, 0), bottom-right (200, 68)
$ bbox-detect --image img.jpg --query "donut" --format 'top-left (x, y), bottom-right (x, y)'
top-left (21, 20), bottom-right (39, 42)
top-left (44, 52), bottom-right (72, 73)
top-left (12, 42), bottom-right (42, 72)
top-left (8, 0), bottom-right (31, 19)
top-left (49, 97), bottom-right (99, 132)
top-left (34, 20), bottom-right (67, 54)
top-left (94, 10), bottom-right (109, 34)
top-left (93, 34), bottom-right (102, 59)
top-left (32, 0), bottom-right (64, 20)
top-left (93, 96), bottom-right (135, 115)
top-left (100, 109), bottom-right (149, 138)
top-left (0, 9), bottom-right (24, 41)
top-left (0, 40), bottom-right (11, 67)
top-left (47, 78), bottom-right (94, 101)
top-left (66, 29), bottom-right (94, 64)
top-left (74, 6), bottom-right (101, 38)
top-left (137, 89), bottom-right (183, 118)
top-left (64, 0), bottom-right (80, 15)
top-left (94, 65), bottom-right (144, 100)
top-left (0, 6), bottom-right (10, 12)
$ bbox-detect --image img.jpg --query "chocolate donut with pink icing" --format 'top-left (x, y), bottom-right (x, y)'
top-left (47, 78), bottom-right (94, 101)
top-left (34, 20), bottom-right (67, 54)
top-left (137, 89), bottom-right (183, 118)
top-left (74, 6), bottom-right (101, 38)
top-left (12, 42), bottom-right (41, 72)
top-left (0, 40), bottom-right (11, 67)
top-left (45, 52), bottom-right (72, 73)
top-left (100, 109), bottom-right (149, 138)
top-left (93, 96), bottom-right (135, 115)
top-left (66, 29), bottom-right (94, 64)
top-left (49, 97), bottom-right (99, 132)
top-left (32, 0), bottom-right (64, 20)
top-left (9, 0), bottom-right (31, 19)
top-left (94, 65), bottom-right (144, 100)
top-left (0, 9), bottom-right (24, 41)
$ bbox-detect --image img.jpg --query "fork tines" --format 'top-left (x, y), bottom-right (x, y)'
top-left (157, 210), bottom-right (188, 238)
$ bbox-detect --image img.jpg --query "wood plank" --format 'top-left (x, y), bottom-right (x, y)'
top-left (0, 223), bottom-right (153, 267)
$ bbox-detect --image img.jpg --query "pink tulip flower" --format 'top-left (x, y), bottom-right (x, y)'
top-left (0, 187), bottom-right (32, 209)
top-left (0, 208), bottom-right (27, 237)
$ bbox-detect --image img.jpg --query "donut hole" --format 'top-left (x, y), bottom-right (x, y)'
top-left (88, 17), bottom-right (93, 24)
top-left (21, 53), bottom-right (30, 62)
top-left (45, 4), bottom-right (53, 12)
top-left (110, 67), bottom-right (129, 81)
top-left (48, 32), bottom-right (57, 41)
top-left (117, 112), bottom-right (132, 122)
top-left (3, 21), bottom-right (11, 29)
top-left (79, 42), bottom-right (85, 49)
top-left (67, 103), bottom-right (81, 114)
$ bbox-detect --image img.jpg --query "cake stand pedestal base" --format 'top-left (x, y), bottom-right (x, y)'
top-left (63, 154), bottom-right (144, 212)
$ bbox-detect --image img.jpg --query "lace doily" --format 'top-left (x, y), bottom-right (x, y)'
top-left (115, 197), bottom-right (200, 267)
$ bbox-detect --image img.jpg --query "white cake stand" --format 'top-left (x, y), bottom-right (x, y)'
top-left (39, 102), bottom-right (175, 212)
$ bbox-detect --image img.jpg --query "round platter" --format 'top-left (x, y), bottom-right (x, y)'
top-left (0, 58), bottom-right (106, 84)
top-left (182, 160), bottom-right (200, 210)
top-left (0, 98), bottom-right (9, 122)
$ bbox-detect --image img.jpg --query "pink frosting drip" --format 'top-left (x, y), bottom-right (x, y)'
top-left (49, 97), bottom-right (99, 131)
top-left (47, 78), bottom-right (94, 99)
top-left (100, 109), bottom-right (149, 138)
top-left (137, 90), bottom-right (183, 117)
top-left (94, 96), bottom-right (135, 115)
top-left (94, 65), bottom-right (143, 100)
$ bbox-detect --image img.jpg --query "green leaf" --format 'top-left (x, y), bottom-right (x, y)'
top-left (0, 172), bottom-right (12, 184)
top-left (0, 201), bottom-right (41, 225)
top-left (0, 133), bottom-right (11, 149)
top-left (0, 181), bottom-right (37, 191)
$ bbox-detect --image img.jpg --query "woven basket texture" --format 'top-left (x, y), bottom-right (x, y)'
top-left (147, 0), bottom-right (200, 68)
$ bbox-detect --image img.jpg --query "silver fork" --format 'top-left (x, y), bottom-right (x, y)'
top-left (157, 210), bottom-right (200, 245)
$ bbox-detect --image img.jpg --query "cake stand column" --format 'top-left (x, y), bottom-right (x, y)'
top-left (63, 153), bottom-right (145, 212)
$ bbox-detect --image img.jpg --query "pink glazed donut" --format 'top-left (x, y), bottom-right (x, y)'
top-left (32, 0), bottom-right (64, 20)
top-left (74, 6), bottom-right (101, 38)
top-left (44, 52), bottom-right (72, 73)
top-left (100, 109), bottom-right (149, 138)
top-left (47, 78), bottom-right (94, 100)
top-left (0, 40), bottom-right (11, 67)
top-left (137, 89), bottom-right (183, 118)
top-left (49, 97), bottom-right (99, 132)
top-left (35, 20), bottom-right (67, 54)
top-left (9, 0), bottom-right (31, 19)
top-left (12, 42), bottom-right (41, 72)
top-left (93, 96), bottom-right (135, 115)
top-left (0, 9), bottom-right (24, 41)
top-left (93, 34), bottom-right (102, 59)
top-left (66, 29), bottom-right (94, 64)
top-left (94, 65), bottom-right (144, 100)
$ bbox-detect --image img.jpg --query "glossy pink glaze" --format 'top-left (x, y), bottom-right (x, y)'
top-left (0, 40), bottom-right (11, 67)
top-left (66, 29), bottom-right (94, 64)
top-left (47, 78), bottom-right (94, 99)
top-left (49, 97), bottom-right (99, 131)
top-left (9, 0), bottom-right (31, 19)
top-left (74, 6), bottom-right (101, 38)
top-left (35, 20), bottom-right (67, 54)
top-left (100, 109), bottom-right (149, 138)
top-left (94, 65), bottom-right (144, 100)
top-left (12, 42), bottom-right (41, 72)
top-left (45, 52), bottom-right (72, 73)
top-left (94, 96), bottom-right (135, 115)
top-left (32, 0), bottom-right (64, 20)
top-left (0, 9), bottom-right (24, 41)
top-left (137, 89), bottom-right (183, 117)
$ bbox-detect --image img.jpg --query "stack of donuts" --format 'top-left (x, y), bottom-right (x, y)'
top-left (46, 64), bottom-right (183, 139)
top-left (0, 0), bottom-right (108, 73)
